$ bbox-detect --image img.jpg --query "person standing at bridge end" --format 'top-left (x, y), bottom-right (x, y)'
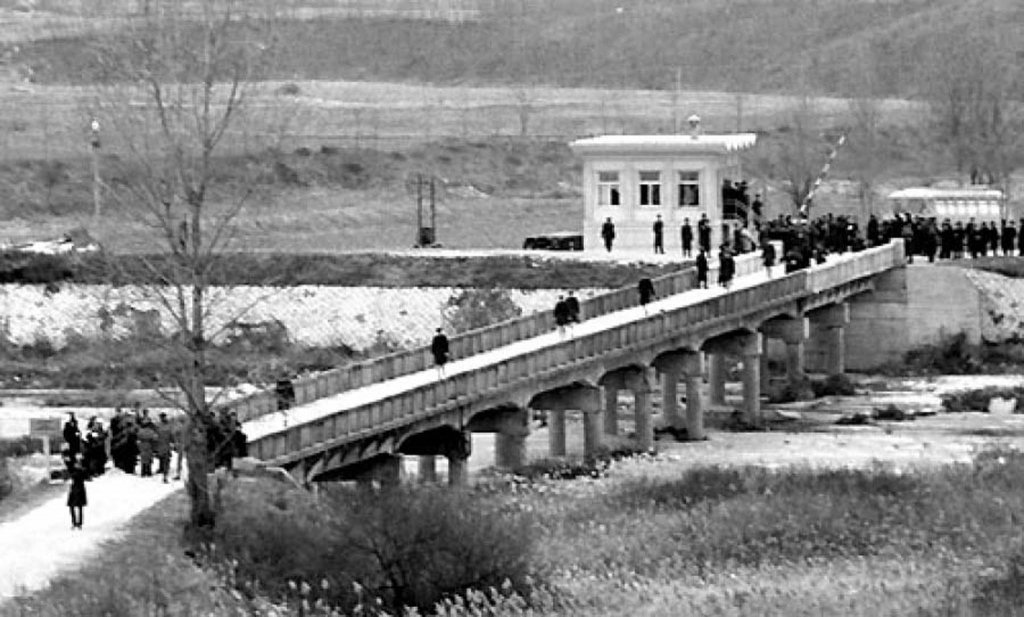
top-left (638, 278), bottom-right (656, 314)
top-left (762, 239), bottom-right (776, 278)
top-left (696, 249), bottom-right (709, 289)
top-left (653, 214), bottom-right (665, 254)
top-left (601, 217), bottom-right (616, 252)
top-left (554, 295), bottom-right (571, 338)
top-left (431, 328), bottom-right (450, 379)
top-left (681, 218), bottom-right (693, 258)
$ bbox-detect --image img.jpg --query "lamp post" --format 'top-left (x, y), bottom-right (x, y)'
top-left (89, 119), bottom-right (101, 222)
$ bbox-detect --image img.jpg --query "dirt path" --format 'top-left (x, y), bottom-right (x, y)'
top-left (0, 469), bottom-right (180, 602)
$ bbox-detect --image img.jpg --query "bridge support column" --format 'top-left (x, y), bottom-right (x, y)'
top-left (583, 410), bottom-right (603, 458)
top-left (547, 410), bottom-right (566, 457)
top-left (708, 353), bottom-right (727, 406)
top-left (494, 409), bottom-right (530, 471)
top-left (812, 303), bottom-right (850, 376)
top-left (600, 368), bottom-right (655, 452)
top-left (354, 455), bottom-right (402, 488)
top-left (741, 333), bottom-right (763, 424)
top-left (760, 352), bottom-right (771, 392)
top-left (603, 386), bottom-right (619, 436)
top-left (447, 454), bottom-right (468, 487)
top-left (634, 379), bottom-right (654, 452)
top-left (680, 352), bottom-right (705, 440)
top-left (418, 456), bottom-right (437, 483)
top-left (660, 364), bottom-right (683, 430)
top-left (531, 384), bottom-right (601, 458)
top-left (762, 317), bottom-right (809, 388)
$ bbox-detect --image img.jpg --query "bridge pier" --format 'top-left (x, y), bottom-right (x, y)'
top-left (762, 317), bottom-right (809, 389)
top-left (447, 453), bottom-right (469, 487)
top-left (708, 353), bottom-right (727, 407)
top-left (807, 303), bottom-right (850, 376)
top-left (352, 454), bottom-right (402, 488)
top-left (418, 455), bottom-right (437, 483)
top-left (601, 368), bottom-right (655, 452)
top-left (660, 364), bottom-right (683, 430)
top-left (603, 386), bottom-right (619, 436)
top-left (740, 333), bottom-right (763, 424)
top-left (532, 384), bottom-right (602, 458)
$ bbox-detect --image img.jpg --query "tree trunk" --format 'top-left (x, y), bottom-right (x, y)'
top-left (185, 420), bottom-right (215, 528)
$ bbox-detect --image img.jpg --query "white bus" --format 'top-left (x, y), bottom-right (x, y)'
top-left (887, 187), bottom-right (1011, 222)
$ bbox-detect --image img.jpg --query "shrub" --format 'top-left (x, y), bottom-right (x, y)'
top-left (444, 288), bottom-right (523, 333)
top-left (896, 332), bottom-right (984, 375)
top-left (811, 373), bottom-right (856, 396)
top-left (941, 386), bottom-right (1024, 413)
top-left (0, 435), bottom-right (44, 458)
top-left (211, 479), bottom-right (540, 614)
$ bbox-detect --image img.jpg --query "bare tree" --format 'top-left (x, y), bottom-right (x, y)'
top-left (88, 0), bottom-right (278, 529)
top-left (846, 44), bottom-right (885, 218)
top-left (753, 95), bottom-right (829, 214)
top-left (922, 19), bottom-right (1024, 206)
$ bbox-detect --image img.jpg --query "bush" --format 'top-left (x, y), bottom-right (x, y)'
top-left (211, 479), bottom-right (540, 614)
top-left (896, 333), bottom-right (984, 375)
top-left (941, 386), bottom-right (1024, 413)
top-left (811, 373), bottom-right (857, 396)
top-left (444, 288), bottom-right (523, 333)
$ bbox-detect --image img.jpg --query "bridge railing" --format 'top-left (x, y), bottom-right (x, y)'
top-left (249, 268), bottom-right (810, 465)
top-left (806, 240), bottom-right (904, 293)
top-left (228, 249), bottom-right (767, 423)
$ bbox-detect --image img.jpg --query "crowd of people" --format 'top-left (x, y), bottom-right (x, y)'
top-left (59, 404), bottom-right (248, 529)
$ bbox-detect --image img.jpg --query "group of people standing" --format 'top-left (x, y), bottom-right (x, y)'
top-left (867, 214), bottom-right (1024, 262)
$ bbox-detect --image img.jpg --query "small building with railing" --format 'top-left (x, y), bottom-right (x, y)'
top-left (570, 120), bottom-right (757, 255)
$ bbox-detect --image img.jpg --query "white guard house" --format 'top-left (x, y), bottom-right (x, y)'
top-left (570, 126), bottom-right (757, 255)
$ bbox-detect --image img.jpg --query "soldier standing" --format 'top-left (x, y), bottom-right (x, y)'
top-left (653, 214), bottom-right (665, 254)
top-left (601, 217), bottom-right (616, 252)
top-left (681, 218), bottom-right (693, 258)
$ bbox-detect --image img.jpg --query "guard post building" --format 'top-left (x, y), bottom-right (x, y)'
top-left (570, 119), bottom-right (757, 255)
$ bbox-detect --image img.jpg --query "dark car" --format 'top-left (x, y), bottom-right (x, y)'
top-left (522, 232), bottom-right (583, 251)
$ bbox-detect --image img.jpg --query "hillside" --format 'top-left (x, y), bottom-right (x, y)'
top-left (7, 0), bottom-right (1024, 97)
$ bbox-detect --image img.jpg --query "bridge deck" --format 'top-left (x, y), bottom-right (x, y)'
top-left (243, 248), bottom-right (880, 443)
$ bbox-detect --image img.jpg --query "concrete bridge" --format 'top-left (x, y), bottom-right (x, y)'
top-left (241, 241), bottom-right (906, 485)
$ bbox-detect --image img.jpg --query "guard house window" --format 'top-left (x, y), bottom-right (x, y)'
top-left (678, 171), bottom-right (700, 206)
top-left (639, 171), bottom-right (661, 206)
top-left (597, 171), bottom-right (620, 206)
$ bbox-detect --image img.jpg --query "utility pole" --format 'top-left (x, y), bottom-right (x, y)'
top-left (89, 118), bottom-right (102, 224)
top-left (672, 66), bottom-right (681, 133)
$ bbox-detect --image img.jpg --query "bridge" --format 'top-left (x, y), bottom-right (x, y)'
top-left (238, 240), bottom-right (906, 485)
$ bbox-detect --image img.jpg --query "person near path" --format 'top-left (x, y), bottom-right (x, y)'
top-left (653, 214), bottom-right (665, 254)
top-left (553, 295), bottom-right (571, 337)
top-left (601, 217), bottom-right (616, 252)
top-left (718, 247), bottom-right (736, 289)
top-left (638, 278), bottom-right (655, 313)
top-left (696, 249), bottom-right (709, 289)
top-left (83, 418), bottom-right (107, 478)
top-left (62, 413), bottom-right (81, 457)
top-left (762, 239), bottom-right (776, 278)
top-left (565, 290), bottom-right (581, 329)
top-left (1001, 220), bottom-right (1016, 257)
top-left (698, 215), bottom-right (711, 253)
top-left (155, 413), bottom-right (174, 483)
top-left (681, 218), bottom-right (693, 258)
top-left (109, 407), bottom-right (125, 472)
top-left (174, 417), bottom-right (186, 481)
top-left (67, 453), bottom-right (87, 530)
top-left (431, 327), bottom-right (450, 378)
top-left (136, 417), bottom-right (158, 478)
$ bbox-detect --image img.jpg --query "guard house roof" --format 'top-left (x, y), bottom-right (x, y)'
top-left (570, 133), bottom-right (758, 156)
top-left (887, 187), bottom-right (1003, 200)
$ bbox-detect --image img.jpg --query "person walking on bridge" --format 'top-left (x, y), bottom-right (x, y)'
top-left (718, 247), bottom-right (736, 290)
top-left (565, 290), bottom-right (581, 335)
top-left (431, 328), bottom-right (450, 379)
top-left (762, 239), bottom-right (776, 278)
top-left (554, 295), bottom-right (571, 337)
top-left (696, 249), bottom-right (709, 289)
top-left (653, 214), bottom-right (665, 254)
top-left (638, 278), bottom-right (656, 314)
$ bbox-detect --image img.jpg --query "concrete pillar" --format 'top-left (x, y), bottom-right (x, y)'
top-left (708, 353), bottom-right (727, 406)
top-left (684, 372), bottom-right (704, 440)
top-left (447, 454), bottom-right (468, 487)
top-left (548, 410), bottom-right (566, 457)
top-left (760, 352), bottom-right (771, 391)
top-left (583, 410), bottom-right (602, 458)
top-left (741, 334), bottom-right (763, 424)
top-left (785, 340), bottom-right (805, 383)
top-left (418, 455), bottom-right (437, 483)
top-left (603, 386), bottom-right (619, 436)
top-left (826, 324), bottom-right (846, 376)
top-left (661, 365), bottom-right (682, 429)
top-left (634, 388), bottom-right (654, 452)
top-left (495, 431), bottom-right (527, 470)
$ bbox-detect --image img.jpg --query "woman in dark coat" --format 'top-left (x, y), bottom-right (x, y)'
top-left (67, 454), bottom-right (87, 529)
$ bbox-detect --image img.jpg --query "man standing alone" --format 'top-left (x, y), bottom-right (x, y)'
top-left (653, 214), bottom-right (665, 254)
top-left (681, 218), bottom-right (693, 258)
top-left (601, 218), bottom-right (616, 252)
top-left (431, 328), bottom-right (450, 378)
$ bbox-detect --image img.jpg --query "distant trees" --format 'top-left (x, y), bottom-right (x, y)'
top-left (752, 96), bottom-right (830, 215)
top-left (920, 18), bottom-right (1024, 201)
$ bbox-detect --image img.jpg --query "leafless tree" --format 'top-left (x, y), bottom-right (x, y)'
top-left (846, 44), bottom-right (885, 218)
top-left (753, 95), bottom-right (829, 214)
top-left (921, 20), bottom-right (1024, 208)
top-left (87, 0), bottom-right (279, 529)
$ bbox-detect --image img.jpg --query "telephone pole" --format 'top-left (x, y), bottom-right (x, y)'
top-left (89, 119), bottom-right (102, 224)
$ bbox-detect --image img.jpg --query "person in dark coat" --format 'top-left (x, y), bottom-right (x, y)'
top-left (62, 413), bottom-right (81, 457)
top-left (637, 278), bottom-right (656, 312)
top-left (553, 295), bottom-right (571, 337)
top-left (953, 222), bottom-right (966, 259)
top-left (565, 290), bottom-right (581, 325)
top-left (718, 247), bottom-right (736, 289)
top-left (136, 418), bottom-right (158, 477)
top-left (1018, 218), bottom-right (1024, 257)
top-left (67, 453), bottom-right (87, 529)
top-left (680, 218), bottom-right (693, 258)
top-left (155, 413), bottom-right (174, 483)
top-left (762, 240), bottom-right (776, 278)
top-left (652, 214), bottom-right (665, 254)
top-left (601, 217), bottom-right (616, 252)
top-left (866, 214), bottom-right (880, 247)
top-left (696, 249), bottom-right (709, 289)
top-left (430, 328), bottom-right (450, 377)
top-left (1003, 220), bottom-right (1017, 257)
top-left (988, 221), bottom-right (999, 256)
top-left (698, 215), bottom-right (712, 253)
